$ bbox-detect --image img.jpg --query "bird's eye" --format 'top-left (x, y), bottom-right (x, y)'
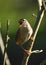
top-left (19, 19), bottom-right (24, 25)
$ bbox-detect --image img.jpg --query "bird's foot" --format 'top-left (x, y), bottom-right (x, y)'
top-left (30, 36), bottom-right (33, 41)
top-left (20, 47), bottom-right (30, 55)
top-left (24, 49), bottom-right (30, 55)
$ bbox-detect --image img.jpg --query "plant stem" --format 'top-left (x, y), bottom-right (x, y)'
top-left (21, 6), bottom-right (45, 65)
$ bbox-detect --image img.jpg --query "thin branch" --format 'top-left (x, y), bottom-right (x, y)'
top-left (31, 50), bottom-right (43, 54)
top-left (43, 0), bottom-right (46, 10)
top-left (3, 19), bottom-right (10, 65)
top-left (21, 6), bottom-right (45, 65)
top-left (32, 13), bottom-right (37, 17)
top-left (0, 22), bottom-right (11, 65)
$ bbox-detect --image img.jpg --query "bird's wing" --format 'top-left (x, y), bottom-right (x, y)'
top-left (15, 28), bottom-right (21, 41)
top-left (15, 26), bottom-right (29, 45)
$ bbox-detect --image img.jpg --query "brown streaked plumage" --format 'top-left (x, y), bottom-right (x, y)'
top-left (15, 19), bottom-right (33, 54)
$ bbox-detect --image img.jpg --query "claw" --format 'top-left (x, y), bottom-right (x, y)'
top-left (24, 49), bottom-right (30, 55)
top-left (29, 36), bottom-right (33, 41)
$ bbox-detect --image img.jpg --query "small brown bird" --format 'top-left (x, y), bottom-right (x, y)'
top-left (15, 19), bottom-right (33, 54)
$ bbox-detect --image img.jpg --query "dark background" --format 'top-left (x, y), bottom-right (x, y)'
top-left (0, 0), bottom-right (46, 65)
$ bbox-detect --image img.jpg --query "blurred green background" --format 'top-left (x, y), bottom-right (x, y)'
top-left (0, 0), bottom-right (46, 48)
top-left (0, 0), bottom-right (46, 65)
top-left (0, 0), bottom-right (46, 34)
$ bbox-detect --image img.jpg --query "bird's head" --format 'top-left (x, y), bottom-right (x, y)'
top-left (18, 19), bottom-right (25, 25)
top-left (18, 18), bottom-right (28, 26)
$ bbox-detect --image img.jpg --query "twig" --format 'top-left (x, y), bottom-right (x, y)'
top-left (32, 13), bottom-right (37, 17)
top-left (0, 22), bottom-right (11, 65)
top-left (43, 0), bottom-right (46, 10)
top-left (3, 20), bottom-right (10, 65)
top-left (31, 50), bottom-right (43, 54)
top-left (21, 5), bottom-right (45, 65)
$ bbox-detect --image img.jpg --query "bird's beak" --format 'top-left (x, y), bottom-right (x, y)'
top-left (18, 23), bottom-right (22, 27)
